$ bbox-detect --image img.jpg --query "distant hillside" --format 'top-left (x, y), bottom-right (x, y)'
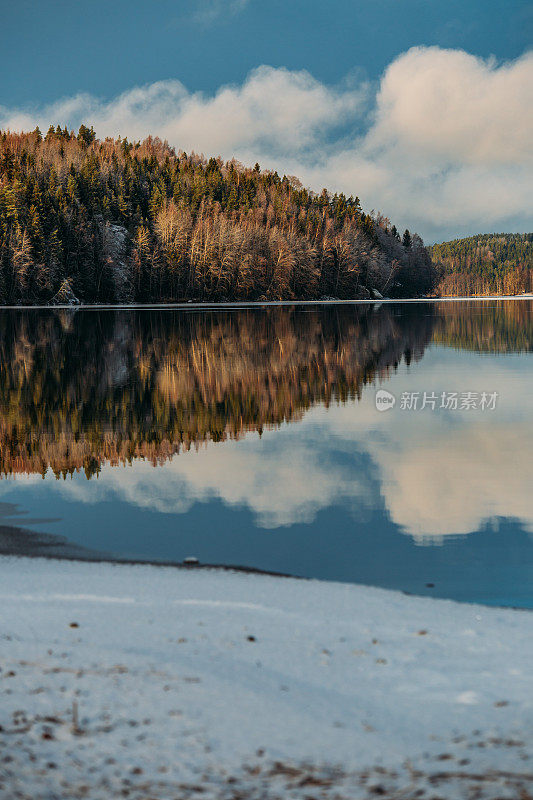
top-left (0, 126), bottom-right (435, 305)
top-left (429, 233), bottom-right (533, 296)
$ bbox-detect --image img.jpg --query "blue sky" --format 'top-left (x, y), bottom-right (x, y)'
top-left (1, 0), bottom-right (532, 241)
top-left (2, 0), bottom-right (530, 104)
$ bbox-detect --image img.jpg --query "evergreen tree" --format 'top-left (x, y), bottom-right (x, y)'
top-left (0, 125), bottom-right (436, 304)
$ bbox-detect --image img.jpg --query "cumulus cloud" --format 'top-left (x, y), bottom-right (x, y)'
top-left (373, 47), bottom-right (532, 166)
top-left (350, 47), bottom-right (533, 240)
top-left (1, 46), bottom-right (531, 240)
top-left (0, 68), bottom-right (365, 162)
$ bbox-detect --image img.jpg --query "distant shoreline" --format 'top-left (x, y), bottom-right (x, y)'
top-left (0, 295), bottom-right (532, 310)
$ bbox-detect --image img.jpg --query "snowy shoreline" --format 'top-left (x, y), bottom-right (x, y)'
top-left (1, 556), bottom-right (532, 799)
top-left (0, 295), bottom-right (531, 311)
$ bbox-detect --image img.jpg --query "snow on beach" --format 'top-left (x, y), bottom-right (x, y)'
top-left (0, 556), bottom-right (532, 799)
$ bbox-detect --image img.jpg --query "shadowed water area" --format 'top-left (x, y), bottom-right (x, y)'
top-left (0, 300), bottom-right (531, 606)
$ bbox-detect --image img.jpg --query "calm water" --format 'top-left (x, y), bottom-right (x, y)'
top-left (0, 300), bottom-right (531, 607)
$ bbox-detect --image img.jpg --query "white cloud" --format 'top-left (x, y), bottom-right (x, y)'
top-left (0, 68), bottom-right (365, 161)
top-left (373, 47), bottom-right (532, 166)
top-left (1, 47), bottom-right (532, 240)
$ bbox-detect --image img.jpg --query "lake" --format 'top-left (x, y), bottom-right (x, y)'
top-left (0, 300), bottom-right (531, 607)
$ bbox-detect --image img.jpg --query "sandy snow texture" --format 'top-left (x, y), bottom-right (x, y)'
top-left (0, 557), bottom-right (531, 799)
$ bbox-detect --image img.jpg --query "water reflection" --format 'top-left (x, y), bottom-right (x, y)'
top-left (0, 303), bottom-right (433, 477)
top-left (0, 300), bottom-right (531, 604)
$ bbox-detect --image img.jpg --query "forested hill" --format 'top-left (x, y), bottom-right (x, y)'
top-left (0, 125), bottom-right (435, 305)
top-left (429, 233), bottom-right (533, 296)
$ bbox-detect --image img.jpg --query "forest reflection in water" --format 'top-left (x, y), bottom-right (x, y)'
top-left (0, 300), bottom-right (531, 606)
top-left (1, 299), bottom-right (531, 478)
top-left (0, 302), bottom-right (438, 477)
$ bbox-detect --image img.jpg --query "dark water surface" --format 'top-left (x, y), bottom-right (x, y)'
top-left (0, 300), bottom-right (531, 607)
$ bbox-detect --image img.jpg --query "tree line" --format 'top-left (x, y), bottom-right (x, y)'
top-left (429, 233), bottom-right (533, 296)
top-left (0, 125), bottom-right (436, 304)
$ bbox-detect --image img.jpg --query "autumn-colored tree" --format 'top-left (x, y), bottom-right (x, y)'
top-left (0, 126), bottom-right (434, 304)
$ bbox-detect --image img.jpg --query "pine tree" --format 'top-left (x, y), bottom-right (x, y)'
top-left (78, 124), bottom-right (96, 147)
top-left (0, 124), bottom-right (437, 303)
